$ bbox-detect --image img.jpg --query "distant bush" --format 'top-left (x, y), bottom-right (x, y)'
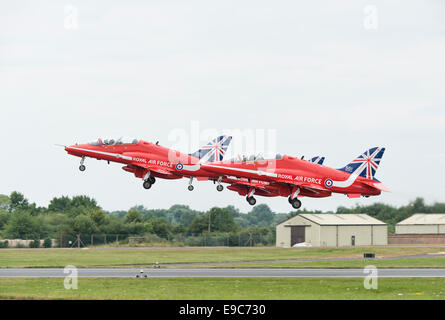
top-left (0, 240), bottom-right (8, 248)
top-left (43, 238), bottom-right (52, 248)
top-left (29, 239), bottom-right (40, 248)
top-left (15, 243), bottom-right (26, 248)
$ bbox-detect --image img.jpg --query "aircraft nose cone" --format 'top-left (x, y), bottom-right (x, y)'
top-left (65, 145), bottom-right (76, 153)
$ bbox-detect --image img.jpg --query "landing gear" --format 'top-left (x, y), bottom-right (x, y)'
top-left (142, 171), bottom-right (152, 190)
top-left (79, 157), bottom-right (86, 171)
top-left (216, 176), bottom-right (223, 192)
top-left (188, 177), bottom-right (194, 191)
top-left (149, 177), bottom-right (156, 184)
top-left (246, 196), bottom-right (256, 206)
top-left (288, 186), bottom-right (301, 209)
top-left (289, 197), bottom-right (302, 209)
top-left (143, 180), bottom-right (152, 189)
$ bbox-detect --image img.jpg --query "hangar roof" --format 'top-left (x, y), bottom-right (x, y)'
top-left (278, 214), bottom-right (386, 226)
top-left (299, 214), bottom-right (386, 226)
top-left (396, 214), bottom-right (445, 225)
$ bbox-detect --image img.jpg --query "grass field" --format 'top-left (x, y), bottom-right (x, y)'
top-left (0, 277), bottom-right (444, 300)
top-left (1, 247), bottom-right (445, 268)
top-left (193, 257), bottom-right (445, 269)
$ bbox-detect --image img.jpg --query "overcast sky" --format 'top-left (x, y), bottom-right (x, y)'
top-left (1, 0), bottom-right (444, 214)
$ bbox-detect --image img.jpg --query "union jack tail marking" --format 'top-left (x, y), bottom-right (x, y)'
top-left (338, 147), bottom-right (385, 181)
top-left (189, 135), bottom-right (232, 163)
top-left (309, 156), bottom-right (325, 165)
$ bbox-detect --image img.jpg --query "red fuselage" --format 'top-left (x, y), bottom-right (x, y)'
top-left (65, 139), bottom-right (388, 208)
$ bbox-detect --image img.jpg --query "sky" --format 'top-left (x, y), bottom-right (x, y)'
top-left (1, 0), bottom-right (444, 214)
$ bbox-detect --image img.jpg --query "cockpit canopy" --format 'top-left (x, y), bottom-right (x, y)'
top-left (88, 138), bottom-right (139, 146)
top-left (227, 153), bottom-right (283, 162)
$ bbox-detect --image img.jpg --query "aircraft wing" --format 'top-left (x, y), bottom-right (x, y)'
top-left (283, 180), bottom-right (331, 197)
top-left (224, 177), bottom-right (273, 193)
top-left (128, 161), bottom-right (175, 176)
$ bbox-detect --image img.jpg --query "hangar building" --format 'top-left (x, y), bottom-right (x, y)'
top-left (395, 214), bottom-right (445, 234)
top-left (276, 214), bottom-right (387, 247)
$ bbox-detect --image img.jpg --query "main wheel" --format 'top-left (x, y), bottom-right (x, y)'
top-left (291, 199), bottom-right (302, 209)
top-left (79, 165), bottom-right (86, 172)
top-left (216, 184), bottom-right (224, 192)
top-left (246, 196), bottom-right (256, 206)
top-left (188, 185), bottom-right (194, 191)
top-left (149, 177), bottom-right (156, 184)
top-left (143, 180), bottom-right (152, 189)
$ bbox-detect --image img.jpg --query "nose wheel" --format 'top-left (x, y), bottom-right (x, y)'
top-left (246, 196), bottom-right (256, 206)
top-left (79, 157), bottom-right (86, 171)
top-left (188, 177), bottom-right (194, 191)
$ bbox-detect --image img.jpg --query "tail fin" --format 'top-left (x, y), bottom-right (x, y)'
top-left (309, 156), bottom-right (325, 165)
top-left (189, 135), bottom-right (232, 163)
top-left (338, 147), bottom-right (385, 181)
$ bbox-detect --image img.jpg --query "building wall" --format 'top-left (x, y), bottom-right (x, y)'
top-left (319, 226), bottom-right (337, 247)
top-left (396, 224), bottom-right (445, 234)
top-left (318, 225), bottom-right (387, 247)
top-left (389, 234), bottom-right (445, 244)
top-left (276, 223), bottom-right (291, 247)
top-left (372, 225), bottom-right (388, 245)
top-left (276, 217), bottom-right (388, 247)
top-left (306, 223), bottom-right (320, 246)
top-left (275, 215), bottom-right (313, 247)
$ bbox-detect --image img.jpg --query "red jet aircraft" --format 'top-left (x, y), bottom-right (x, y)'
top-left (64, 136), bottom-right (233, 190)
top-left (64, 137), bottom-right (388, 210)
top-left (176, 147), bottom-right (389, 209)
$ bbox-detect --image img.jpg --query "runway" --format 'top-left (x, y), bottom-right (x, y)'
top-left (2, 268), bottom-right (445, 278)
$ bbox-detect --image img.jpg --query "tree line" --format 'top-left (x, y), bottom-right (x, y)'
top-left (0, 191), bottom-right (444, 246)
top-left (0, 191), bottom-right (287, 246)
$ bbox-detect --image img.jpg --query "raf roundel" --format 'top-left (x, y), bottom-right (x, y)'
top-left (324, 178), bottom-right (333, 188)
top-left (175, 163), bottom-right (184, 171)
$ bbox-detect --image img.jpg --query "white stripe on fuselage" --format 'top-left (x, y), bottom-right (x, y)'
top-left (69, 147), bottom-right (133, 161)
top-left (186, 161), bottom-right (363, 189)
top-left (182, 164), bottom-right (201, 171)
top-left (332, 173), bottom-right (360, 188)
top-left (332, 161), bottom-right (368, 188)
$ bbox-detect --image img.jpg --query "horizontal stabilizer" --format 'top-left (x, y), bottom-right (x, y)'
top-left (361, 180), bottom-right (391, 192)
